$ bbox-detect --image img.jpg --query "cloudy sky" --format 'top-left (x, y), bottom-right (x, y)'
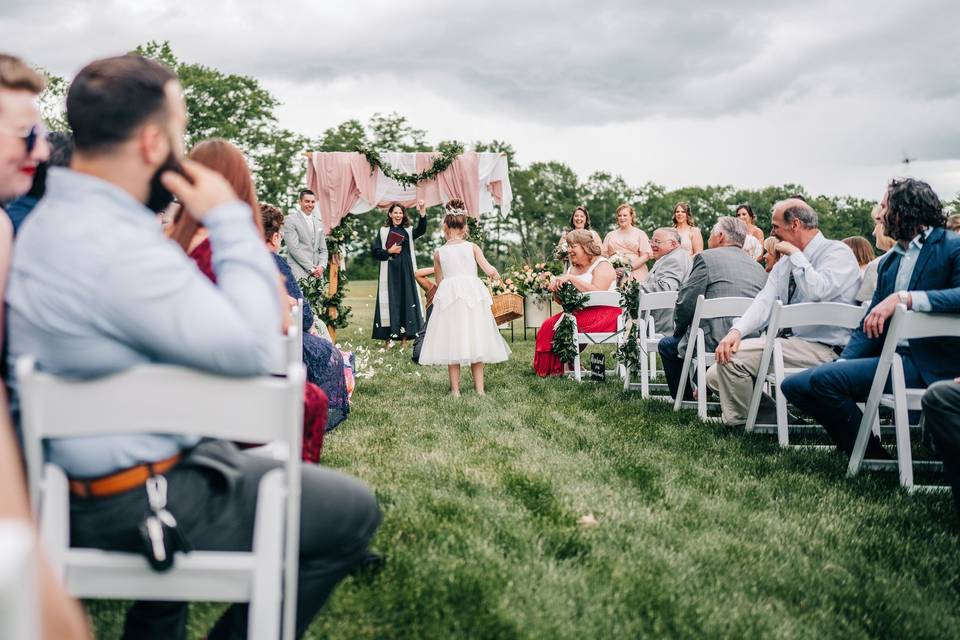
top-left (4, 0), bottom-right (959, 201)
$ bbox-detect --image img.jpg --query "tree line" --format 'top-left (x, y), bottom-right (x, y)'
top-left (39, 41), bottom-right (955, 279)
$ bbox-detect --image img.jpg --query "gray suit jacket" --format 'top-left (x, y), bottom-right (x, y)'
top-left (283, 211), bottom-right (329, 280)
top-left (673, 246), bottom-right (767, 357)
top-left (640, 247), bottom-right (692, 334)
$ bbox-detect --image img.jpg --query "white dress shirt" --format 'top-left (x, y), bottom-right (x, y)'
top-left (732, 231), bottom-right (861, 346)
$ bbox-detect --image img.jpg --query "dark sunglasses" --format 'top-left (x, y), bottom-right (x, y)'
top-left (1, 123), bottom-right (45, 154)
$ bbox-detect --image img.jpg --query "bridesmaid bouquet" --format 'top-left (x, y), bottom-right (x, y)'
top-left (553, 240), bottom-right (570, 263)
top-left (608, 253), bottom-right (632, 284)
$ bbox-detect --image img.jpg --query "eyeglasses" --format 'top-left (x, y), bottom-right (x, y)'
top-left (0, 122), bottom-right (46, 155)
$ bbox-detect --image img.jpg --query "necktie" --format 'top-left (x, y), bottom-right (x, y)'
top-left (778, 273), bottom-right (798, 338)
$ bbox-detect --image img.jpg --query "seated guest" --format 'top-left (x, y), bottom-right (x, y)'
top-left (639, 227), bottom-right (693, 334)
top-left (762, 236), bottom-right (780, 272)
top-left (843, 236), bottom-right (875, 274)
top-left (706, 199), bottom-right (861, 426)
top-left (857, 204), bottom-right (898, 302)
top-left (5, 131), bottom-right (72, 236)
top-left (782, 178), bottom-right (960, 457)
top-left (923, 378), bottom-right (960, 517)
top-left (562, 205), bottom-right (602, 248)
top-left (658, 217), bottom-right (766, 401)
top-left (843, 235), bottom-right (876, 302)
top-left (534, 229), bottom-right (618, 376)
top-left (261, 202), bottom-right (351, 430)
top-left (672, 201), bottom-right (704, 256)
top-left (4, 54), bottom-right (380, 639)
top-left (165, 139), bottom-right (345, 457)
top-left (603, 203), bottom-right (652, 281)
top-left (0, 52), bottom-right (89, 640)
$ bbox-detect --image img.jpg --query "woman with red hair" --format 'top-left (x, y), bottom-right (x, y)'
top-left (166, 139), bottom-right (332, 461)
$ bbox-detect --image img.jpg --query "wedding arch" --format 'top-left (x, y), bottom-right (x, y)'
top-left (302, 148), bottom-right (513, 338)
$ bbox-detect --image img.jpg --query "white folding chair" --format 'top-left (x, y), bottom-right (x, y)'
top-left (672, 296), bottom-right (754, 419)
top-left (847, 306), bottom-right (959, 492)
top-left (744, 301), bottom-right (868, 447)
top-left (622, 290), bottom-right (679, 398)
top-left (566, 291), bottom-right (626, 382)
top-left (18, 357), bottom-right (306, 640)
top-left (0, 520), bottom-right (38, 640)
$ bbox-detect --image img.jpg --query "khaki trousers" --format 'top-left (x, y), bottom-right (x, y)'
top-left (705, 336), bottom-right (838, 426)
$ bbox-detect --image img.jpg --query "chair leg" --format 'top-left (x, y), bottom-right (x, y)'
top-left (774, 349), bottom-right (789, 447)
top-left (891, 358), bottom-right (914, 489)
top-left (640, 343), bottom-right (649, 398)
top-left (696, 332), bottom-right (707, 420)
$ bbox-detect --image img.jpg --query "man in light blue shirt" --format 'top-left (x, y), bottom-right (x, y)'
top-left (705, 199), bottom-right (862, 426)
top-left (5, 54), bottom-right (379, 639)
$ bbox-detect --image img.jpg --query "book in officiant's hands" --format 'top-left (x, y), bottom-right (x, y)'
top-left (385, 230), bottom-right (406, 250)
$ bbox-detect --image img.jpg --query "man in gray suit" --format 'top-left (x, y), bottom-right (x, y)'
top-left (639, 227), bottom-right (692, 334)
top-left (284, 188), bottom-right (329, 281)
top-left (658, 217), bottom-right (767, 400)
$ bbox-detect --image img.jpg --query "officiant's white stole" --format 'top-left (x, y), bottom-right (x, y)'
top-left (377, 226), bottom-right (424, 326)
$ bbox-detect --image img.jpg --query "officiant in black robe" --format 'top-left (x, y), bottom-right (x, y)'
top-left (371, 201), bottom-right (428, 344)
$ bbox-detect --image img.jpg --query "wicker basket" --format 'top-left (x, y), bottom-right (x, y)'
top-left (491, 292), bottom-right (524, 325)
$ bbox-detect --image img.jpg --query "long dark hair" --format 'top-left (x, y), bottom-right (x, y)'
top-left (883, 178), bottom-right (945, 243)
top-left (569, 205), bottom-right (592, 230)
top-left (384, 202), bottom-right (410, 228)
top-left (735, 203), bottom-right (755, 222)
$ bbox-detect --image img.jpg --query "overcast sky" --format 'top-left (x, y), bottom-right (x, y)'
top-left (4, 0), bottom-right (959, 201)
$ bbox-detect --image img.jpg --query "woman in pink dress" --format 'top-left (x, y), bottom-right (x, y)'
top-left (534, 230), bottom-right (620, 377)
top-left (602, 203), bottom-right (652, 282)
top-left (673, 201), bottom-right (704, 256)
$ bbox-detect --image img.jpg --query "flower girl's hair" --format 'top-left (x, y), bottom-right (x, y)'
top-left (443, 199), bottom-right (469, 238)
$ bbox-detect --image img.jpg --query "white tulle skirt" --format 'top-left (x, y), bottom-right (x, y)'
top-left (418, 276), bottom-right (512, 365)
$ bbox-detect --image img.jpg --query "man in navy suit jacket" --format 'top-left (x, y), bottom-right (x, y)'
top-left (782, 178), bottom-right (960, 457)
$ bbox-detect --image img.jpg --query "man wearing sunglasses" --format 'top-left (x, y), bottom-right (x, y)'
top-left (0, 55), bottom-right (49, 206)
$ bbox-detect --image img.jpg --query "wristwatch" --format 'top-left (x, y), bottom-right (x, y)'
top-left (897, 290), bottom-right (911, 309)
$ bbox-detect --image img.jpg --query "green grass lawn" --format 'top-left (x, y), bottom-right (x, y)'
top-left (89, 280), bottom-right (960, 639)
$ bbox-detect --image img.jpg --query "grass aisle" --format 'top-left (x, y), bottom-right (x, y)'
top-left (91, 280), bottom-right (960, 639)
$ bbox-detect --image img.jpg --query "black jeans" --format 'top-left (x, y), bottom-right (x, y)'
top-left (781, 352), bottom-right (924, 457)
top-left (657, 335), bottom-right (692, 401)
top-left (923, 380), bottom-right (960, 517)
top-left (69, 440), bottom-right (381, 640)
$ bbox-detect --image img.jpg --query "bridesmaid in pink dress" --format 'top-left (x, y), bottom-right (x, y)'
top-left (602, 203), bottom-right (652, 282)
top-left (672, 201), bottom-right (704, 256)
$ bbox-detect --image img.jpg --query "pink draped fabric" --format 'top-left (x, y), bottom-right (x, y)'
top-left (306, 152), bottom-right (379, 231)
top-left (307, 151), bottom-right (502, 228)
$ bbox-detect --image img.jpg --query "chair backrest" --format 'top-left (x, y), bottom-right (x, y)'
top-left (770, 301), bottom-right (867, 333)
top-left (638, 290), bottom-right (679, 313)
top-left (583, 290), bottom-right (622, 308)
top-left (687, 295), bottom-right (755, 337)
top-left (17, 356), bottom-right (305, 510)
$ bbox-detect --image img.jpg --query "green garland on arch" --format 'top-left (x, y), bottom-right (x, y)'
top-left (356, 142), bottom-right (464, 188)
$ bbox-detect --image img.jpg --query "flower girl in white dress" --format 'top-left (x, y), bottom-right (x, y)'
top-left (418, 200), bottom-right (511, 396)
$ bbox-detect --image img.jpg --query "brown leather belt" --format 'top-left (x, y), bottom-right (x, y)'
top-left (68, 452), bottom-right (183, 499)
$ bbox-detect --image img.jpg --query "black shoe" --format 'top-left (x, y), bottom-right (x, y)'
top-left (350, 551), bottom-right (386, 581)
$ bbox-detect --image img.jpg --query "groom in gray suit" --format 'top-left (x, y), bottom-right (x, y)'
top-left (639, 228), bottom-right (693, 334)
top-left (658, 216), bottom-right (767, 400)
top-left (284, 188), bottom-right (329, 280)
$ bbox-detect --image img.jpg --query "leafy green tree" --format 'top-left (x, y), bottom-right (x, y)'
top-left (580, 171), bottom-right (636, 234)
top-left (136, 41), bottom-right (307, 211)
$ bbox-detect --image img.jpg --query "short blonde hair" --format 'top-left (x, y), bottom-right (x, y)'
top-left (566, 229), bottom-right (602, 256)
